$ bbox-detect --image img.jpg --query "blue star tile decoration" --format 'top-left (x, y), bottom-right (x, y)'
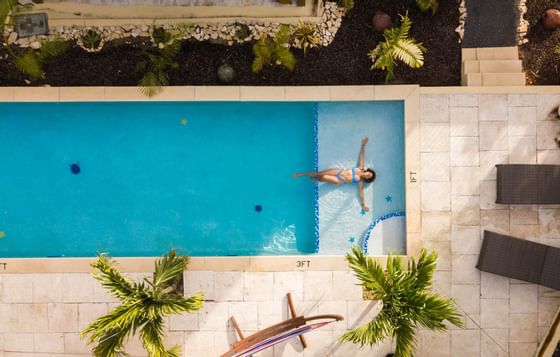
top-left (348, 236), bottom-right (356, 244)
top-left (360, 209), bottom-right (367, 216)
top-left (385, 195), bottom-right (392, 202)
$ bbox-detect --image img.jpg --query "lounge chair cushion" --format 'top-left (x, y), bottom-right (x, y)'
top-left (541, 247), bottom-right (560, 290)
top-left (477, 231), bottom-right (548, 284)
top-left (496, 164), bottom-right (560, 204)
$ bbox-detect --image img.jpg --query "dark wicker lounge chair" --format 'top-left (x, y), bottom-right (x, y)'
top-left (476, 231), bottom-right (560, 290)
top-left (496, 164), bottom-right (560, 204)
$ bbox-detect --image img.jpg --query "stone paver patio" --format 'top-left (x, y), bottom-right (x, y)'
top-left (1, 91), bottom-right (560, 356)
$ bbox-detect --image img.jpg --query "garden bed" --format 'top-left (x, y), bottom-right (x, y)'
top-left (0, 0), bottom-right (461, 87)
top-left (521, 0), bottom-right (560, 85)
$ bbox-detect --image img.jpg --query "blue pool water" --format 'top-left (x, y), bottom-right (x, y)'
top-left (0, 101), bottom-right (405, 258)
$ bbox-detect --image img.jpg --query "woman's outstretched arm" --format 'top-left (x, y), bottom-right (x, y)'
top-left (358, 181), bottom-right (369, 211)
top-left (358, 137), bottom-right (368, 169)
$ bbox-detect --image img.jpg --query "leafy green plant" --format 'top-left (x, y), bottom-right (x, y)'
top-left (368, 14), bottom-right (426, 82)
top-left (340, 247), bottom-right (463, 357)
top-left (81, 29), bottom-right (102, 50)
top-left (137, 40), bottom-right (180, 97)
top-left (294, 21), bottom-right (320, 56)
top-left (152, 26), bottom-right (174, 47)
top-left (234, 22), bottom-right (251, 41)
top-left (81, 249), bottom-right (204, 357)
top-left (15, 39), bottom-right (69, 80)
top-left (416, 0), bottom-right (439, 15)
top-left (252, 24), bottom-right (296, 73)
top-left (338, 0), bottom-right (354, 12)
top-left (554, 43), bottom-right (560, 54)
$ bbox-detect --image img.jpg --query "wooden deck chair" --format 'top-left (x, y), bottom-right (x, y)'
top-left (221, 293), bottom-right (344, 357)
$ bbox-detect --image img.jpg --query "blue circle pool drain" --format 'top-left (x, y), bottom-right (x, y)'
top-left (70, 163), bottom-right (80, 174)
top-left (254, 205), bottom-right (262, 212)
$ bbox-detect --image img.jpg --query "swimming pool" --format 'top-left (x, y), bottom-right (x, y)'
top-left (0, 100), bottom-right (405, 258)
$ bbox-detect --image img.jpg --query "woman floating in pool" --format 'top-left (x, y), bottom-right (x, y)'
top-left (292, 137), bottom-right (375, 212)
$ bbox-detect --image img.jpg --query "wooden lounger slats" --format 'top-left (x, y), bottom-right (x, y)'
top-left (496, 164), bottom-right (560, 204)
top-left (477, 231), bottom-right (560, 290)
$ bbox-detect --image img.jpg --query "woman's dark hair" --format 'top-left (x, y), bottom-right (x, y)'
top-left (363, 168), bottom-right (376, 183)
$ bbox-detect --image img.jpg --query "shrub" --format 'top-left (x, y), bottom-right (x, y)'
top-left (368, 14), bottom-right (426, 82)
top-left (293, 21), bottom-right (320, 56)
top-left (15, 39), bottom-right (69, 80)
top-left (252, 24), bottom-right (296, 73)
top-left (234, 22), bottom-right (251, 41)
top-left (81, 29), bottom-right (103, 50)
top-left (152, 26), bottom-right (173, 47)
top-left (137, 40), bottom-right (180, 97)
top-left (416, 0), bottom-right (439, 15)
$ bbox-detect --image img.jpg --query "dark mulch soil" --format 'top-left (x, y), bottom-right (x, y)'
top-left (0, 0), bottom-right (461, 86)
top-left (521, 0), bottom-right (560, 84)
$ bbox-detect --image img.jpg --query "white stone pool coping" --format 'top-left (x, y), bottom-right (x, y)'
top-left (0, 84), bottom-right (417, 272)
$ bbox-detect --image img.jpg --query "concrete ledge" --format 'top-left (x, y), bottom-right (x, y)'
top-left (0, 255), bottom-right (398, 273)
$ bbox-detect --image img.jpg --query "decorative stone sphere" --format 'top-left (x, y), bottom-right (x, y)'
top-left (217, 64), bottom-right (235, 83)
top-left (543, 8), bottom-right (560, 31)
top-left (372, 10), bottom-right (392, 32)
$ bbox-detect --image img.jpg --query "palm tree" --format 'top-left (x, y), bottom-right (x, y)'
top-left (340, 247), bottom-right (463, 357)
top-left (81, 249), bottom-right (204, 357)
top-left (368, 14), bottom-right (426, 83)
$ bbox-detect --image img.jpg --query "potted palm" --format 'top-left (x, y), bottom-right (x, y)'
top-left (81, 249), bottom-right (204, 356)
top-left (340, 247), bottom-right (463, 357)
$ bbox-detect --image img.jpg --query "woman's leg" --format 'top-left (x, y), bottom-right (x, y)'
top-left (317, 174), bottom-right (341, 185)
top-left (293, 168), bottom-right (340, 178)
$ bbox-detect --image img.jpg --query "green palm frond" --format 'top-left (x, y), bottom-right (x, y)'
top-left (392, 39), bottom-right (425, 68)
top-left (90, 254), bottom-right (136, 301)
top-left (81, 249), bottom-right (204, 357)
top-left (152, 249), bottom-right (187, 290)
top-left (555, 44), bottom-right (560, 55)
top-left (393, 321), bottom-right (417, 357)
top-left (15, 52), bottom-right (43, 80)
top-left (341, 247), bottom-right (463, 357)
top-left (137, 43), bottom-right (179, 97)
top-left (368, 14), bottom-right (426, 82)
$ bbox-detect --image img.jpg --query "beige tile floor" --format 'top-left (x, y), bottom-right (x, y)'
top-left (1, 92), bottom-right (560, 356)
top-left (417, 93), bottom-right (560, 357)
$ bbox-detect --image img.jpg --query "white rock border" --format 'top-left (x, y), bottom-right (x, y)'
top-left (2, 1), bottom-right (344, 51)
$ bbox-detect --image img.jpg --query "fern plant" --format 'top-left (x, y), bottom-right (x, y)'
top-left (368, 14), bottom-right (426, 82)
top-left (252, 24), bottom-right (296, 73)
top-left (340, 247), bottom-right (463, 357)
top-left (294, 21), bottom-right (320, 56)
top-left (137, 40), bottom-right (180, 97)
top-left (15, 39), bottom-right (69, 80)
top-left (416, 0), bottom-right (439, 15)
